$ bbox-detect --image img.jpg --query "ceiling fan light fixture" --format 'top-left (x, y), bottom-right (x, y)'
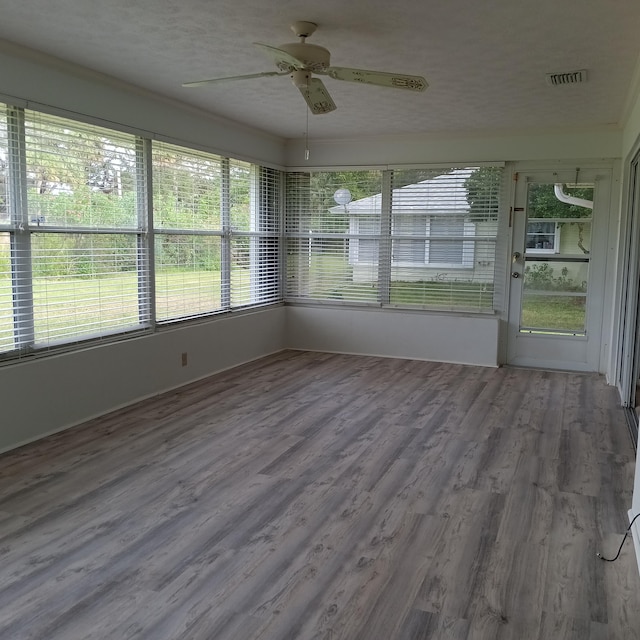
top-left (291, 69), bottom-right (311, 89)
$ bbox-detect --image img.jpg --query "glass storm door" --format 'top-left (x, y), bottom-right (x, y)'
top-left (507, 169), bottom-right (609, 371)
top-left (618, 149), bottom-right (640, 446)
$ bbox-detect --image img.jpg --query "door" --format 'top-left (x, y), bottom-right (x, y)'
top-left (507, 169), bottom-right (609, 371)
top-left (617, 149), bottom-right (640, 445)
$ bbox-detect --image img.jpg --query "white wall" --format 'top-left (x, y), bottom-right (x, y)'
top-left (622, 66), bottom-right (640, 161)
top-left (1, 303), bottom-right (499, 454)
top-left (285, 306), bottom-right (499, 367)
top-left (286, 128), bottom-right (622, 168)
top-left (0, 39), bottom-right (286, 167)
top-left (0, 307), bottom-right (286, 453)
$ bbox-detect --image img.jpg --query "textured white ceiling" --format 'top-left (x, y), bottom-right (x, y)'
top-left (1, 0), bottom-right (639, 140)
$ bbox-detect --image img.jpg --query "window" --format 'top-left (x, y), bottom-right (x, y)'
top-left (392, 215), bottom-right (426, 264)
top-left (230, 164), bottom-right (281, 309)
top-left (4, 108), bottom-right (147, 355)
top-left (152, 143), bottom-right (224, 321)
top-left (526, 220), bottom-right (559, 254)
top-left (390, 215), bottom-right (473, 267)
top-left (0, 109), bottom-right (11, 352)
top-left (350, 216), bottom-right (380, 264)
top-left (286, 170), bottom-right (383, 303)
top-left (285, 166), bottom-right (503, 312)
top-left (0, 104), bottom-right (281, 361)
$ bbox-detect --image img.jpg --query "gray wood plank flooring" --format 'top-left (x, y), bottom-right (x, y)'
top-left (0, 350), bottom-right (638, 639)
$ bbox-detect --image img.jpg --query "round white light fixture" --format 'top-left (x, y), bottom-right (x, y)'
top-left (333, 188), bottom-right (352, 206)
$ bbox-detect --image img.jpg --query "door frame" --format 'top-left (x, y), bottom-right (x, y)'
top-left (505, 165), bottom-right (612, 371)
top-left (616, 148), bottom-right (640, 446)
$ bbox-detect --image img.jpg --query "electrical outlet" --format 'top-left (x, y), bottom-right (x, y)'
top-left (181, 352), bottom-right (188, 367)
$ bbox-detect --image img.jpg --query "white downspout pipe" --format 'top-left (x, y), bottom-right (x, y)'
top-left (554, 183), bottom-right (593, 209)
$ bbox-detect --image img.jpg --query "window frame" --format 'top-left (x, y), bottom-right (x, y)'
top-left (525, 219), bottom-right (560, 255)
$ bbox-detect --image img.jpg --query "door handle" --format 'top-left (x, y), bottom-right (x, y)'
top-left (511, 271), bottom-right (520, 278)
top-left (512, 252), bottom-right (521, 263)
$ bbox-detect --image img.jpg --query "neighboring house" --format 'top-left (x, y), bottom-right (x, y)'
top-left (337, 169), bottom-right (496, 284)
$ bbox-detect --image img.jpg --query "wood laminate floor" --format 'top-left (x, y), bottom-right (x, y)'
top-left (0, 351), bottom-right (639, 639)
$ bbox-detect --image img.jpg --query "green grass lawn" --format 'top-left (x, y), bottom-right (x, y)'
top-left (316, 279), bottom-right (495, 311)
top-left (0, 270), bottom-right (587, 352)
top-left (0, 269), bottom-right (254, 350)
top-left (521, 294), bottom-right (586, 332)
top-left (300, 254), bottom-right (495, 310)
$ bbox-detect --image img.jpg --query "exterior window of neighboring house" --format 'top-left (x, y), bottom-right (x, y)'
top-left (526, 220), bottom-right (559, 254)
top-left (352, 217), bottom-right (379, 263)
top-left (391, 216), bottom-right (474, 267)
top-left (392, 215), bottom-right (426, 264)
top-left (429, 217), bottom-right (465, 263)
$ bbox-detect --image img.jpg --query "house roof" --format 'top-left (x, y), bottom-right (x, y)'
top-left (333, 169), bottom-right (473, 216)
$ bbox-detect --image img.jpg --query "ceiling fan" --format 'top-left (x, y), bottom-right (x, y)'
top-left (182, 21), bottom-right (428, 115)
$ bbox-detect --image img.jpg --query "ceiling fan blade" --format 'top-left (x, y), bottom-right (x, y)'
top-left (298, 78), bottom-right (336, 115)
top-left (253, 42), bottom-right (305, 71)
top-left (182, 71), bottom-right (288, 87)
top-left (323, 67), bottom-right (428, 92)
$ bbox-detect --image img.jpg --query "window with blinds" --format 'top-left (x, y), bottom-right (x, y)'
top-left (0, 109), bottom-right (11, 352)
top-left (230, 165), bottom-right (281, 308)
top-left (285, 170), bottom-right (383, 303)
top-left (152, 144), bottom-right (281, 321)
top-left (1, 107), bottom-right (148, 356)
top-left (0, 103), bottom-right (282, 361)
top-left (152, 142), bottom-right (224, 321)
top-left (285, 166), bottom-right (503, 312)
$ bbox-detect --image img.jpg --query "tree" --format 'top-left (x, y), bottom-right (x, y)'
top-left (308, 170), bottom-right (383, 233)
top-left (527, 183), bottom-right (593, 255)
top-left (527, 183), bottom-right (593, 219)
top-left (464, 167), bottom-right (503, 222)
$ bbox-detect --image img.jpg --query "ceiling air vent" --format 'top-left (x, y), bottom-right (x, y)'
top-left (546, 69), bottom-right (588, 86)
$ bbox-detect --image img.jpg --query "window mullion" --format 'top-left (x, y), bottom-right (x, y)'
top-left (378, 169), bottom-right (392, 304)
top-left (250, 164), bottom-right (259, 303)
top-left (221, 157), bottom-right (231, 309)
top-left (7, 106), bottom-right (34, 349)
top-left (137, 137), bottom-right (155, 326)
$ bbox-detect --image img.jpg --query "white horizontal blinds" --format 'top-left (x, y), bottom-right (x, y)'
top-left (0, 108), bottom-right (7, 228)
top-left (30, 233), bottom-right (143, 344)
top-left (152, 141), bottom-right (223, 321)
top-left (0, 108), bottom-right (13, 352)
top-left (24, 111), bottom-right (139, 229)
top-left (228, 159), bottom-right (252, 308)
top-left (285, 170), bottom-right (383, 302)
top-left (0, 102), bottom-right (281, 363)
top-left (387, 167), bottom-right (501, 312)
top-left (0, 235), bottom-right (10, 352)
top-left (230, 165), bottom-right (281, 308)
top-left (19, 109), bottom-right (147, 350)
top-left (153, 142), bottom-right (222, 230)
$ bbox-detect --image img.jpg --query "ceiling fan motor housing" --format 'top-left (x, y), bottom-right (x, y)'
top-left (290, 69), bottom-right (312, 88)
top-left (278, 43), bottom-right (331, 72)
